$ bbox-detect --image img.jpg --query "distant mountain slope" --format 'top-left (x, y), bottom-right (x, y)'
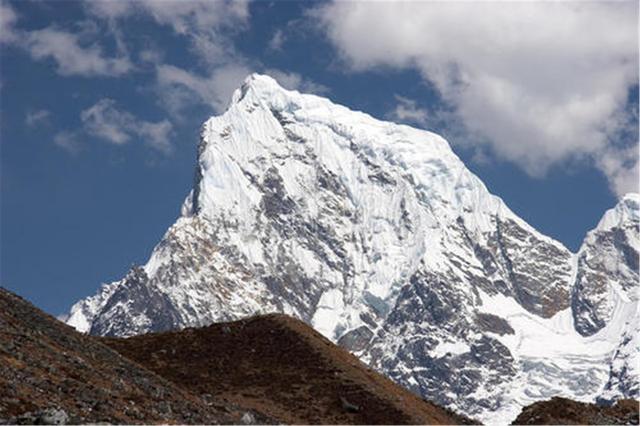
top-left (104, 313), bottom-right (472, 425)
top-left (67, 74), bottom-right (639, 423)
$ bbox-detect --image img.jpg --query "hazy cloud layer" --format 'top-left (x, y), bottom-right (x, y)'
top-left (86, 0), bottom-right (259, 118)
top-left (25, 109), bottom-right (51, 127)
top-left (265, 69), bottom-right (329, 95)
top-left (86, 0), bottom-right (249, 66)
top-left (53, 130), bottom-right (83, 155)
top-left (5, 0), bottom-right (324, 152)
top-left (24, 28), bottom-right (132, 77)
top-left (156, 65), bottom-right (328, 117)
top-left (52, 100), bottom-right (174, 155)
top-left (387, 95), bottom-right (429, 127)
top-left (156, 63), bottom-right (252, 116)
top-left (268, 29), bottom-right (285, 51)
top-left (0, 1), bottom-right (18, 44)
top-left (316, 2), bottom-right (639, 195)
top-left (1, 2), bottom-right (132, 77)
top-left (81, 99), bottom-right (173, 153)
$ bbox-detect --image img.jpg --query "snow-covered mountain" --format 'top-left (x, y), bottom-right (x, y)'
top-left (577, 194), bottom-right (639, 404)
top-left (67, 74), bottom-right (639, 423)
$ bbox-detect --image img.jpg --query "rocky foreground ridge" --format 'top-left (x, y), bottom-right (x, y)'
top-left (104, 313), bottom-right (473, 425)
top-left (0, 287), bottom-right (253, 424)
top-left (3, 286), bottom-right (637, 425)
top-left (0, 287), bottom-right (470, 425)
top-left (512, 397), bottom-right (638, 425)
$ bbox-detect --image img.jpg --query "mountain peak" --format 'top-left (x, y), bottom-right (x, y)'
top-left (595, 192), bottom-right (639, 232)
top-left (244, 72), bottom-right (281, 89)
top-left (67, 74), bottom-right (638, 423)
top-left (230, 73), bottom-right (287, 105)
top-left (196, 72), bottom-right (529, 239)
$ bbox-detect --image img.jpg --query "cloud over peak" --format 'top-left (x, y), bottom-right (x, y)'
top-left (316, 1), bottom-right (639, 195)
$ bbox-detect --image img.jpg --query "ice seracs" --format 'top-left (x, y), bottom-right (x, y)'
top-left (67, 74), bottom-right (639, 423)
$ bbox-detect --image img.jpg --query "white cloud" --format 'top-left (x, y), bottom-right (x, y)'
top-left (268, 29), bottom-right (285, 51)
top-left (87, 0), bottom-right (249, 32)
top-left (81, 100), bottom-right (131, 145)
top-left (265, 69), bottom-right (329, 95)
top-left (84, 0), bottom-right (255, 119)
top-left (387, 95), bottom-right (429, 127)
top-left (315, 2), bottom-right (639, 196)
top-left (53, 130), bottom-right (82, 155)
top-left (138, 47), bottom-right (164, 66)
top-left (156, 63), bottom-right (252, 115)
top-left (138, 120), bottom-right (173, 154)
top-left (25, 109), bottom-right (51, 127)
top-left (87, 0), bottom-right (249, 65)
top-left (597, 146), bottom-right (639, 197)
top-left (155, 65), bottom-right (330, 118)
top-left (4, 0), bottom-right (250, 80)
top-left (0, 2), bottom-right (132, 77)
top-left (24, 28), bottom-right (132, 77)
top-left (0, 1), bottom-right (18, 44)
top-left (80, 99), bottom-right (173, 153)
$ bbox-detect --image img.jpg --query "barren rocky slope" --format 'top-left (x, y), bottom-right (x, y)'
top-left (0, 287), bottom-right (260, 424)
top-left (1, 287), bottom-right (470, 425)
top-left (512, 397), bottom-right (639, 425)
top-left (104, 313), bottom-right (473, 425)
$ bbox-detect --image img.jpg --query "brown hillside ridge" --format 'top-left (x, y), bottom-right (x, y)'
top-left (512, 396), bottom-right (639, 425)
top-left (0, 287), bottom-right (265, 425)
top-left (104, 313), bottom-right (475, 425)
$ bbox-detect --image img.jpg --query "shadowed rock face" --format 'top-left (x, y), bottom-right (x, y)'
top-left (66, 75), bottom-right (639, 423)
top-left (89, 266), bottom-right (184, 337)
top-left (572, 220), bottom-right (639, 337)
top-left (338, 325), bottom-right (374, 352)
top-left (475, 313), bottom-right (515, 336)
top-left (489, 218), bottom-right (572, 318)
top-left (599, 319), bottom-right (640, 403)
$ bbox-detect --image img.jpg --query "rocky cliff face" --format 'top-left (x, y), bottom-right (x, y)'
top-left (573, 194), bottom-right (639, 405)
top-left (572, 194), bottom-right (639, 337)
top-left (66, 74), bottom-right (639, 423)
top-left (599, 318), bottom-right (640, 404)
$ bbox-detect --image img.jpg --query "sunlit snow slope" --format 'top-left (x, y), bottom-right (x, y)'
top-left (67, 75), bottom-right (639, 423)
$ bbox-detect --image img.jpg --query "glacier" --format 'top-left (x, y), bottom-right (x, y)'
top-left (67, 74), bottom-right (639, 423)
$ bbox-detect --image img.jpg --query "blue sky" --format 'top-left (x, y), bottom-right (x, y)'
top-left (1, 0), bottom-right (638, 316)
